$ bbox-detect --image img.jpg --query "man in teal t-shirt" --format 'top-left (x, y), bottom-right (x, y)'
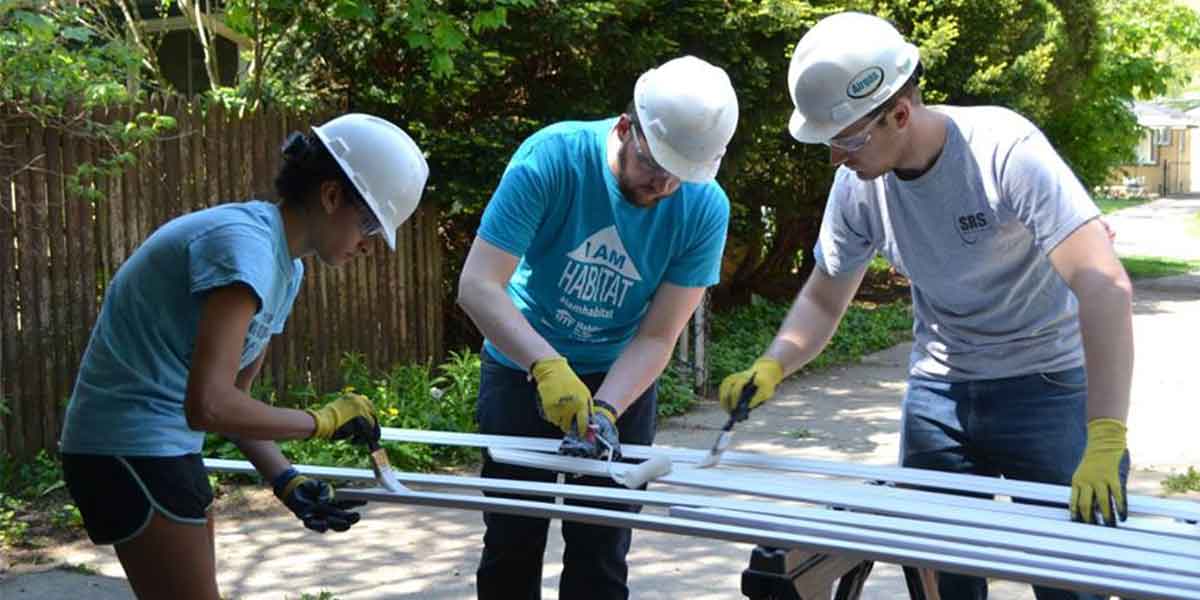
top-left (457, 56), bottom-right (738, 600)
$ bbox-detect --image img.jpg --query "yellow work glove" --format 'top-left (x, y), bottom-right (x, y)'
top-left (306, 392), bottom-right (378, 440)
top-left (531, 357), bottom-right (592, 436)
top-left (1070, 418), bottom-right (1128, 526)
top-left (718, 357), bottom-right (784, 415)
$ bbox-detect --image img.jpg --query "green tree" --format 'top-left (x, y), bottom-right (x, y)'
top-left (1043, 0), bottom-right (1200, 187)
top-left (1, 2), bottom-right (176, 201)
top-left (35, 0), bottom-right (1193, 337)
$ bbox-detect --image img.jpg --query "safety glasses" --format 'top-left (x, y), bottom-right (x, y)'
top-left (347, 189), bottom-right (384, 238)
top-left (825, 111), bottom-right (887, 153)
top-left (631, 126), bottom-right (677, 181)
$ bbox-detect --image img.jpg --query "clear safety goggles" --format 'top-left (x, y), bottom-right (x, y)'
top-left (631, 125), bottom-right (677, 182)
top-left (825, 111), bottom-right (887, 153)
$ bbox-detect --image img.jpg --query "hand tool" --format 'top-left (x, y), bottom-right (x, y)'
top-left (594, 432), bottom-right (673, 488)
top-left (696, 377), bottom-right (756, 469)
top-left (354, 418), bottom-right (407, 493)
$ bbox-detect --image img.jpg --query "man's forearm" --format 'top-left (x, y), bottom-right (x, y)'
top-left (1076, 274), bottom-right (1134, 422)
top-left (457, 279), bottom-right (557, 370)
top-left (594, 335), bottom-right (676, 415)
top-left (766, 292), bottom-right (843, 376)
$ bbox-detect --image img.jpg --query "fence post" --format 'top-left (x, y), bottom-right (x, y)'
top-left (672, 291), bottom-right (709, 395)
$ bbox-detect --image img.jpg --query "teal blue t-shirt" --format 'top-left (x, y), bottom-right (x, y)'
top-left (59, 201), bottom-right (303, 456)
top-left (478, 118), bottom-right (729, 373)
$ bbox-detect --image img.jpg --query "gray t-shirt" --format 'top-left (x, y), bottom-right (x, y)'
top-left (814, 105), bottom-right (1100, 380)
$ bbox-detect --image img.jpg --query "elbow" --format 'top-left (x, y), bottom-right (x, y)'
top-left (1114, 268), bottom-right (1134, 300)
top-left (184, 385), bottom-right (221, 432)
top-left (455, 280), bottom-right (471, 312)
top-left (456, 276), bottom-right (485, 316)
top-left (1103, 266), bottom-right (1134, 307)
top-left (1076, 268), bottom-right (1133, 314)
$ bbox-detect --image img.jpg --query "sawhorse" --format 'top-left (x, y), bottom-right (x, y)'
top-left (741, 546), bottom-right (940, 600)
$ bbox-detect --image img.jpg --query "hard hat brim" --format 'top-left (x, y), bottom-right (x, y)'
top-left (788, 109), bottom-right (843, 144)
top-left (641, 127), bottom-right (722, 183)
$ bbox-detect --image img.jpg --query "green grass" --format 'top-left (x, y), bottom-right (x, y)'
top-left (1095, 195), bottom-right (1151, 215)
top-left (1188, 212), bottom-right (1200, 239)
top-left (61, 562), bottom-right (99, 576)
top-left (297, 593), bottom-right (338, 600)
top-left (1162, 467), bottom-right (1200, 494)
top-left (1119, 256), bottom-right (1200, 279)
top-left (783, 428), bottom-right (814, 439)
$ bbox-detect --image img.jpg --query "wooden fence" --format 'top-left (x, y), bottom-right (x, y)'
top-left (0, 98), bottom-right (442, 459)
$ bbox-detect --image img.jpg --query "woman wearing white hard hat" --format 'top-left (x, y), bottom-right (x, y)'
top-left (58, 113), bottom-right (429, 600)
top-left (721, 12), bottom-right (1131, 600)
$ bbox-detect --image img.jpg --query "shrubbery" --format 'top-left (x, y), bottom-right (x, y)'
top-left (708, 297), bottom-right (914, 386)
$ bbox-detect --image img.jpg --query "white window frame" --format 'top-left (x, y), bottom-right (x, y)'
top-left (1153, 127), bottom-right (1173, 146)
top-left (1135, 130), bottom-right (1156, 165)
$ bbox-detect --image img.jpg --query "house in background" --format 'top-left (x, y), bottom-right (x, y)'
top-left (1108, 102), bottom-right (1199, 197)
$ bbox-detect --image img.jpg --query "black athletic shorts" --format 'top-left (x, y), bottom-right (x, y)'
top-left (61, 453), bottom-right (214, 545)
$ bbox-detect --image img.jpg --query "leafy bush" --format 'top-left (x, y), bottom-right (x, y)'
top-left (1162, 466), bottom-right (1200, 494)
top-left (205, 349), bottom-right (485, 474)
top-left (656, 364), bottom-right (697, 418)
top-left (0, 450), bottom-right (70, 546)
top-left (0, 450), bottom-right (64, 499)
top-left (709, 297), bottom-right (793, 386)
top-left (0, 495), bottom-right (28, 546)
top-left (709, 297), bottom-right (913, 385)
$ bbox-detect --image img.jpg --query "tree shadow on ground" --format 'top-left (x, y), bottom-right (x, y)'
top-left (1132, 273), bottom-right (1200, 317)
top-left (660, 344), bottom-right (911, 462)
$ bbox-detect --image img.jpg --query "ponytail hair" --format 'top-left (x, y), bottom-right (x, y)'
top-left (273, 131), bottom-right (357, 206)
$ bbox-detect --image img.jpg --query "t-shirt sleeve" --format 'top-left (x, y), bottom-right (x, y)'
top-left (274, 261), bottom-right (305, 334)
top-left (813, 173), bottom-right (878, 277)
top-left (477, 139), bottom-right (563, 258)
top-left (664, 186), bottom-right (730, 287)
top-left (999, 131), bottom-right (1100, 254)
top-left (187, 224), bottom-right (277, 313)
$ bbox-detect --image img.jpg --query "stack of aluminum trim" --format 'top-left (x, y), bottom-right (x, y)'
top-left (204, 428), bottom-right (1200, 599)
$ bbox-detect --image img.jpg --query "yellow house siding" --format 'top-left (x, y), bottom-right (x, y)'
top-left (1109, 126), bottom-right (1193, 195)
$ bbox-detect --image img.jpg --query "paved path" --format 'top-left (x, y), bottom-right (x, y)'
top-left (4, 197), bottom-right (1199, 599)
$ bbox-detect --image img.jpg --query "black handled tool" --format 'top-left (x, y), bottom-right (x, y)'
top-left (696, 376), bottom-right (757, 468)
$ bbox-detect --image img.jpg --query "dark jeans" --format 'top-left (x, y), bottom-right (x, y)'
top-left (901, 367), bottom-right (1129, 600)
top-left (475, 349), bottom-right (658, 600)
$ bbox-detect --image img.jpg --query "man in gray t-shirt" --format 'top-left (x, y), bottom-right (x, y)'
top-left (718, 12), bottom-right (1133, 600)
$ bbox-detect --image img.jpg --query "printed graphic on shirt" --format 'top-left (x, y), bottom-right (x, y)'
top-left (247, 312), bottom-right (274, 342)
top-left (955, 211), bottom-right (993, 245)
top-left (551, 225), bottom-right (641, 339)
top-left (244, 310), bottom-right (276, 364)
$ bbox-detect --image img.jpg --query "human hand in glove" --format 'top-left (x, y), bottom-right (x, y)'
top-left (719, 357), bottom-right (784, 417)
top-left (559, 400), bottom-right (621, 460)
top-left (531, 357), bottom-right (592, 436)
top-left (307, 392), bottom-right (378, 442)
top-left (1070, 418), bottom-right (1129, 526)
top-left (273, 468), bottom-right (366, 533)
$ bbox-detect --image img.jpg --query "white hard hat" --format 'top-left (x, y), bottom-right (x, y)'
top-left (312, 113), bottom-right (429, 250)
top-left (634, 56), bottom-right (739, 183)
top-left (787, 12), bottom-right (920, 143)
